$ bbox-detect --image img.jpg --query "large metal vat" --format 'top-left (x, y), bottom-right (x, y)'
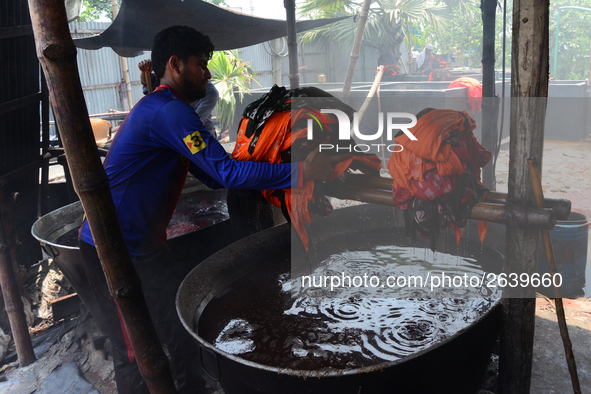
top-left (31, 189), bottom-right (232, 315)
top-left (177, 204), bottom-right (504, 394)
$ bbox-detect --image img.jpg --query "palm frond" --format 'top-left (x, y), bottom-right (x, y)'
top-left (298, 0), bottom-right (362, 18)
top-left (208, 50), bottom-right (259, 131)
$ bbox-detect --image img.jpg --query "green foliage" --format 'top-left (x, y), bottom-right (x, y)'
top-left (78, 0), bottom-right (120, 22)
top-left (208, 50), bottom-right (259, 131)
top-left (78, 0), bottom-right (227, 22)
top-left (417, 0), bottom-right (511, 70)
top-left (208, 0), bottom-right (230, 6)
top-left (550, 1), bottom-right (591, 80)
top-left (299, 0), bottom-right (461, 69)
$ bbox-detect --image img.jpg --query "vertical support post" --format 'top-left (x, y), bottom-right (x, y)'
top-left (498, 0), bottom-right (550, 392)
top-left (342, 0), bottom-right (372, 101)
top-left (272, 39), bottom-right (283, 86)
top-left (284, 0), bottom-right (299, 89)
top-left (39, 71), bottom-right (50, 216)
top-left (111, 0), bottom-right (133, 110)
top-left (553, 8), bottom-right (562, 79)
top-left (27, 0), bottom-right (176, 392)
top-left (481, 0), bottom-right (497, 189)
top-left (0, 185), bottom-right (36, 367)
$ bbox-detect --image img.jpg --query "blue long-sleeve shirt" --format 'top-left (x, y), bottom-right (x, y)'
top-left (79, 86), bottom-right (297, 255)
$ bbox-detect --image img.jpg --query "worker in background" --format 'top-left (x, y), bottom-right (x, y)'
top-left (78, 25), bottom-right (349, 394)
top-left (139, 58), bottom-right (220, 136)
top-left (417, 43), bottom-right (435, 74)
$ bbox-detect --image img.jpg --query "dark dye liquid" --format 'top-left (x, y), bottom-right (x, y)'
top-left (55, 228), bottom-right (80, 247)
top-left (198, 238), bottom-right (499, 371)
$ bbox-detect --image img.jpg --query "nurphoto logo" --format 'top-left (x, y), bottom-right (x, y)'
top-left (306, 110), bottom-right (418, 153)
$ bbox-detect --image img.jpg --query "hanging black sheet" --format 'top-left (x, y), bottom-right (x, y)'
top-left (73, 0), bottom-right (347, 57)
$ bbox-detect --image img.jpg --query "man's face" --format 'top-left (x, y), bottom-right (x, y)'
top-left (178, 54), bottom-right (211, 102)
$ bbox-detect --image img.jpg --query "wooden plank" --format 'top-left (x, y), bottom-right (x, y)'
top-left (0, 92), bottom-right (42, 114)
top-left (0, 25), bottom-right (33, 40)
top-left (49, 293), bottom-right (81, 321)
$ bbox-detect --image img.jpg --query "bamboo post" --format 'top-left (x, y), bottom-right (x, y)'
top-left (27, 0), bottom-right (176, 392)
top-left (342, 0), bottom-right (372, 102)
top-left (481, 0), bottom-right (498, 189)
top-left (498, 0), bottom-right (550, 390)
top-left (284, 0), bottom-right (299, 89)
top-left (355, 65), bottom-right (385, 126)
top-left (39, 72), bottom-right (50, 217)
top-left (322, 183), bottom-right (556, 229)
top-left (528, 158), bottom-right (581, 394)
top-left (272, 38), bottom-right (283, 86)
top-left (338, 174), bottom-right (571, 220)
top-left (111, 0), bottom-right (134, 110)
top-left (0, 184), bottom-right (36, 367)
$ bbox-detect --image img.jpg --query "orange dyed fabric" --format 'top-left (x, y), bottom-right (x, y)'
top-left (478, 193), bottom-right (488, 249)
top-left (387, 109), bottom-right (476, 196)
top-left (448, 77), bottom-right (482, 114)
top-left (233, 109), bottom-right (381, 251)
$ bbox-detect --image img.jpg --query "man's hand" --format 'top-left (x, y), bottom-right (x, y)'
top-left (302, 150), bottom-right (353, 181)
top-left (138, 59), bottom-right (153, 73)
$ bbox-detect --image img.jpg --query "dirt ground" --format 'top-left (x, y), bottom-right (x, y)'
top-left (1, 140), bottom-right (589, 393)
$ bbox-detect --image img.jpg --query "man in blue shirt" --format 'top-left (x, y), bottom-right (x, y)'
top-left (79, 25), bottom-right (346, 394)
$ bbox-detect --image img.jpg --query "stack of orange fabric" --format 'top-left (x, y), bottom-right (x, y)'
top-left (387, 109), bottom-right (475, 194)
top-left (387, 109), bottom-right (489, 246)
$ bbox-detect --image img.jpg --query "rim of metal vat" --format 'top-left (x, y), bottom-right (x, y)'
top-left (176, 204), bottom-right (503, 379)
top-left (31, 188), bottom-right (230, 253)
top-left (31, 200), bottom-right (84, 256)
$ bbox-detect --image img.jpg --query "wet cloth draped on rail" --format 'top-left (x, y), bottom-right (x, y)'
top-left (232, 86), bottom-right (382, 251)
top-left (448, 77), bottom-right (483, 114)
top-left (387, 109), bottom-right (491, 249)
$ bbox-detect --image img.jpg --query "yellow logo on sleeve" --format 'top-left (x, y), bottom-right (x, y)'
top-left (183, 130), bottom-right (207, 154)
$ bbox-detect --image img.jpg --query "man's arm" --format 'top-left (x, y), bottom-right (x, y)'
top-left (154, 100), bottom-right (347, 190)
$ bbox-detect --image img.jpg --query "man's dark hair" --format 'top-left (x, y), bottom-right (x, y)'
top-left (151, 26), bottom-right (215, 79)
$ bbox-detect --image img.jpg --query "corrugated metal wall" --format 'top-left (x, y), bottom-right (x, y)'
top-left (0, 0), bottom-right (41, 265)
top-left (238, 39), bottom-right (378, 87)
top-left (69, 22), bottom-right (150, 115)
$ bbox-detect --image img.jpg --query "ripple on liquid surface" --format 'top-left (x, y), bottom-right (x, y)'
top-left (198, 240), bottom-right (500, 371)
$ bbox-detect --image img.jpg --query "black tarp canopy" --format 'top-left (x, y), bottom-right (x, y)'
top-left (74, 0), bottom-right (347, 57)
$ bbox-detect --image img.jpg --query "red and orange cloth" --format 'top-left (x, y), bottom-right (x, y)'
top-left (387, 109), bottom-right (491, 246)
top-left (232, 108), bottom-right (381, 251)
top-left (448, 77), bottom-right (482, 114)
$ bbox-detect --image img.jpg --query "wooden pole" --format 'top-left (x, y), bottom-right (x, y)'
top-left (528, 158), bottom-right (581, 394)
top-left (27, 0), bottom-right (176, 392)
top-left (272, 38), bottom-right (283, 86)
top-left (38, 71), bottom-right (51, 217)
top-left (342, 0), bottom-right (372, 101)
top-left (322, 183), bottom-right (556, 229)
top-left (481, 0), bottom-right (498, 190)
top-left (338, 174), bottom-right (571, 220)
top-left (498, 0), bottom-right (550, 390)
top-left (284, 0), bottom-right (299, 89)
top-left (110, 0), bottom-right (134, 110)
top-left (355, 65), bottom-right (385, 125)
top-left (0, 185), bottom-right (36, 367)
